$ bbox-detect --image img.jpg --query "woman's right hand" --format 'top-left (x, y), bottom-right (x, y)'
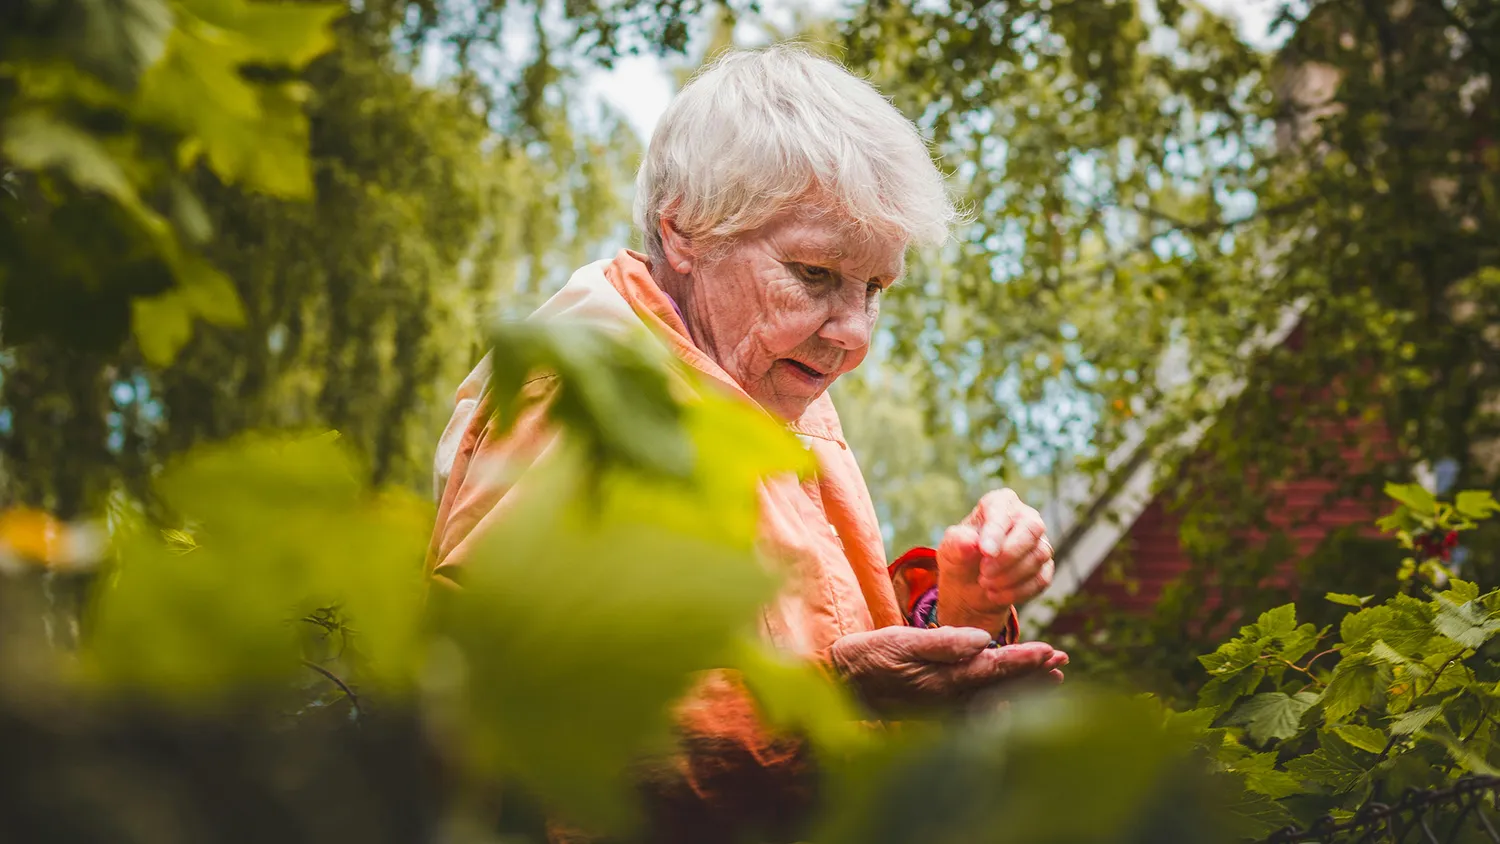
top-left (827, 626), bottom-right (1066, 716)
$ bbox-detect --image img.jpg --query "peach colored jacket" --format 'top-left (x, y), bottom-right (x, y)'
top-left (429, 250), bottom-right (906, 652)
top-left (427, 250), bottom-right (904, 839)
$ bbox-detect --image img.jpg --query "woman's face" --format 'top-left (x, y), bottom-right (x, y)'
top-left (668, 214), bottom-right (905, 421)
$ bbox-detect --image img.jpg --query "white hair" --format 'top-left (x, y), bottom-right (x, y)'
top-left (633, 43), bottom-right (957, 263)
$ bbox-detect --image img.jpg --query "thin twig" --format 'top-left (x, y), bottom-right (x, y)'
top-left (301, 659), bottom-right (362, 719)
top-left (1418, 655), bottom-right (1463, 701)
top-left (1275, 655), bottom-right (1329, 687)
top-left (1304, 648), bottom-right (1339, 670)
top-left (1442, 700), bottom-right (1495, 777)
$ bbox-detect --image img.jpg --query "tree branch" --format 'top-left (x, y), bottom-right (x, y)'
top-left (302, 660), bottom-right (362, 719)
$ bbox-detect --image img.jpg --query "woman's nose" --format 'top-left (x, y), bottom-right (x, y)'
top-left (817, 293), bottom-right (873, 351)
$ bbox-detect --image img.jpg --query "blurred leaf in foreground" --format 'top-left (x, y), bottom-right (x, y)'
top-left (83, 433), bottom-right (431, 699)
top-left (816, 688), bottom-right (1250, 844)
top-left (437, 336), bottom-right (811, 833)
top-left (488, 320), bottom-right (692, 482)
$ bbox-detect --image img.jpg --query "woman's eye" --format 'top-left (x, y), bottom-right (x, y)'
top-left (795, 263), bottom-right (834, 283)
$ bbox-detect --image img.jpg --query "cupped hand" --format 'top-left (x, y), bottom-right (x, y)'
top-left (827, 625), bottom-right (1067, 716)
top-left (937, 488), bottom-right (1055, 630)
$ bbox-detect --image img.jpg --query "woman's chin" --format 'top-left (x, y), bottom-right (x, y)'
top-left (755, 387), bottom-right (826, 422)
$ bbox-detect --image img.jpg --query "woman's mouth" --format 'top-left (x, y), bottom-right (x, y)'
top-left (780, 359), bottom-right (830, 386)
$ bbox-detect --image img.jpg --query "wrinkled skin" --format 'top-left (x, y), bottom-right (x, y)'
top-left (829, 626), bottom-right (1066, 716)
top-left (654, 211), bottom-right (1064, 706)
top-left (937, 488), bottom-right (1056, 633)
top-left (655, 212), bottom-right (899, 421)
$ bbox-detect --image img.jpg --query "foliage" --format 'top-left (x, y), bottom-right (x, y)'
top-left (8, 0), bottom-right (1500, 842)
top-left (0, 0), bottom-right (674, 520)
top-left (0, 315), bottom-right (1263, 844)
top-left (839, 0), bottom-right (1271, 482)
top-left (822, 0), bottom-right (1500, 705)
top-left (1, 0), bottom-right (341, 361)
top-left (1378, 482), bottom-right (1500, 588)
top-left (1189, 488), bottom-right (1500, 832)
top-left (84, 432), bottom-right (431, 698)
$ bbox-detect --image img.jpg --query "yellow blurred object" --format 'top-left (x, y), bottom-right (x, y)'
top-left (0, 508), bottom-right (105, 573)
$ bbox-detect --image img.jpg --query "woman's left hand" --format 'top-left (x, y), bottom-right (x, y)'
top-left (936, 489), bottom-right (1055, 631)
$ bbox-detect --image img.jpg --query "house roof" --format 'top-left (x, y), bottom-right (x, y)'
top-left (1021, 304), bottom-right (1307, 632)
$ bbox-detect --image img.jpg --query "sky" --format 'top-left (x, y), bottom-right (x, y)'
top-left (585, 0), bottom-right (1293, 143)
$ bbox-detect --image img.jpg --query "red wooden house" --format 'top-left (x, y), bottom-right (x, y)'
top-left (1024, 310), bottom-right (1411, 634)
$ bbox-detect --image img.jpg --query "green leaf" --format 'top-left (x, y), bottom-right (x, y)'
top-left (178, 0), bottom-right (343, 66)
top-left (172, 252), bottom-right (244, 326)
top-left (85, 434), bottom-right (431, 696)
top-left (1326, 592), bottom-right (1372, 607)
top-left (1420, 726), bottom-right (1500, 776)
top-left (1376, 509), bottom-right (1419, 534)
top-left (1225, 692), bottom-right (1315, 744)
top-left (1339, 605), bottom-right (1389, 648)
top-left (1368, 639), bottom-right (1409, 665)
top-left (733, 638), bottom-right (870, 755)
top-left (1390, 704), bottom-right (1443, 736)
top-left (1198, 636), bottom-right (1259, 675)
top-left (1281, 623), bottom-right (1322, 664)
top-left (1341, 597), bottom-right (1434, 655)
top-left (1333, 724), bottom-right (1388, 754)
top-left (1164, 707), bottom-right (1218, 736)
top-left (436, 376), bottom-right (805, 832)
top-left (1456, 490), bottom-right (1500, 520)
top-left (1433, 595), bottom-right (1500, 650)
top-left (1443, 580), bottom-right (1482, 603)
top-left (1385, 482), bottom-right (1436, 515)
top-left (1321, 656), bottom-right (1385, 724)
top-left (131, 293), bottom-right (196, 366)
top-left (488, 322), bottom-right (693, 481)
top-left (129, 256), bottom-right (245, 364)
top-left (1198, 667), bottom-right (1265, 715)
top-left (1285, 731), bottom-right (1371, 793)
top-left (136, 18), bottom-right (328, 197)
top-left (1257, 604), bottom-right (1298, 638)
top-left (3, 112), bottom-right (137, 204)
top-left (1219, 786), bottom-right (1297, 840)
top-left (817, 691), bottom-right (1217, 844)
top-left (1233, 752), bottom-right (1302, 799)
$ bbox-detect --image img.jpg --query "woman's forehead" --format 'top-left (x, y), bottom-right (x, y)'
top-left (764, 216), bottom-right (906, 275)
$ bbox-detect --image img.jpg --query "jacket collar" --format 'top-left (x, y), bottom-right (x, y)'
top-left (597, 250), bottom-right (848, 447)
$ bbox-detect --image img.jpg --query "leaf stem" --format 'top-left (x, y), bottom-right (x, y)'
top-left (1273, 656), bottom-right (1327, 687)
top-left (1417, 655), bottom-right (1463, 700)
top-left (1303, 648), bottom-right (1338, 670)
top-left (302, 659), bottom-right (362, 719)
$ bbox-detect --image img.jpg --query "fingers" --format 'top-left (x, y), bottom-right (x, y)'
top-left (974, 489), bottom-right (1022, 556)
top-left (983, 553), bottom-right (1055, 607)
top-left (835, 629), bottom-right (1068, 715)
top-left (968, 493), bottom-right (1048, 583)
top-left (993, 506), bottom-right (1046, 573)
top-left (939, 641), bottom-right (1056, 692)
top-left (899, 625), bottom-right (995, 663)
top-left (979, 526), bottom-right (1052, 587)
top-left (939, 523), bottom-right (982, 571)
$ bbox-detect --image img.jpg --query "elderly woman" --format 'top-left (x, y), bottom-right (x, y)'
top-left (429, 44), bottom-right (1065, 841)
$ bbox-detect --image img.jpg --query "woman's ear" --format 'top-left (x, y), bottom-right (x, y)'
top-left (659, 217), bottom-right (695, 275)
